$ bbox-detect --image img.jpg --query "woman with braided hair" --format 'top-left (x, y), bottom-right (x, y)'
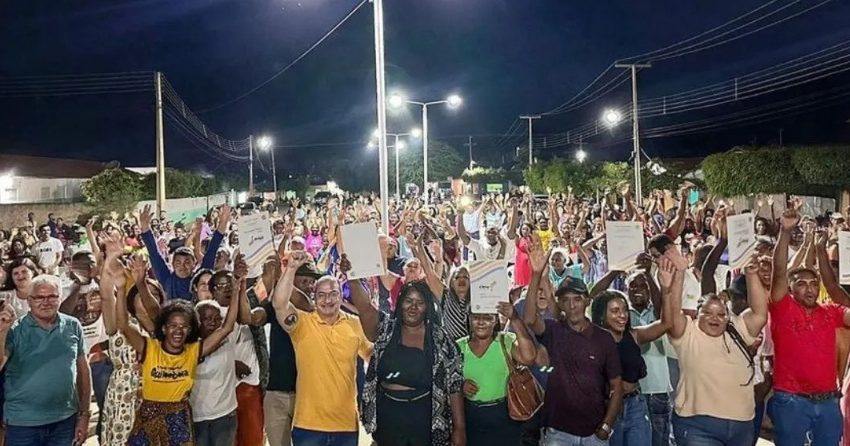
top-left (664, 247), bottom-right (769, 445)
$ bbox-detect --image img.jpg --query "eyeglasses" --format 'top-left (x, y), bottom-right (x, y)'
top-left (29, 294), bottom-right (60, 303)
top-left (315, 290), bottom-right (341, 301)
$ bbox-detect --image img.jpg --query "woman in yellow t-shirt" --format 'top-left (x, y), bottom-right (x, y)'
top-left (117, 274), bottom-right (240, 445)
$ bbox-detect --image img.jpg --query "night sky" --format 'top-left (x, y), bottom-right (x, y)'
top-left (1, 0), bottom-right (849, 178)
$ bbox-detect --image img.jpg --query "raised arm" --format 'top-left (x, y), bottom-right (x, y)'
top-left (411, 235), bottom-right (445, 299)
top-left (701, 209), bottom-right (728, 296)
top-left (589, 269), bottom-right (623, 299)
top-left (85, 217), bottom-right (101, 261)
top-left (271, 251), bottom-right (310, 331)
top-left (666, 188), bottom-right (690, 239)
top-left (139, 205), bottom-right (171, 285)
top-left (741, 253), bottom-right (769, 338)
top-left (341, 254), bottom-right (379, 342)
top-left (498, 302), bottom-right (537, 366)
top-left (771, 207), bottom-right (799, 303)
top-left (200, 204), bottom-right (230, 269)
top-left (816, 231), bottom-right (850, 307)
top-left (456, 214), bottom-right (471, 246)
top-left (660, 250), bottom-right (688, 339)
top-left (201, 275), bottom-right (241, 358)
top-left (522, 234), bottom-right (548, 336)
top-left (232, 254), bottom-right (266, 326)
top-left (507, 201), bottom-right (519, 240)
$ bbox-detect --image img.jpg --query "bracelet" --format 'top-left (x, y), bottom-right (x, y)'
top-left (78, 410), bottom-right (91, 418)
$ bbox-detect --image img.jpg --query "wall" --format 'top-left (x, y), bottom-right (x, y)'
top-left (0, 176), bottom-right (84, 204)
top-left (0, 193), bottom-right (233, 229)
top-left (0, 202), bottom-right (88, 228)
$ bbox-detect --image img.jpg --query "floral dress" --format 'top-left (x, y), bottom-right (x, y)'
top-left (100, 330), bottom-right (141, 446)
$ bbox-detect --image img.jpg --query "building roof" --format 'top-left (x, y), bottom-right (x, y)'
top-left (0, 154), bottom-right (110, 179)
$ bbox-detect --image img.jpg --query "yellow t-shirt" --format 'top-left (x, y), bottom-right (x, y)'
top-left (141, 338), bottom-right (201, 402)
top-left (289, 310), bottom-right (372, 432)
top-left (536, 229), bottom-right (556, 252)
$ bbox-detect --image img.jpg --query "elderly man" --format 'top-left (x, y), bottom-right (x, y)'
top-left (0, 275), bottom-right (92, 446)
top-left (270, 251), bottom-right (371, 446)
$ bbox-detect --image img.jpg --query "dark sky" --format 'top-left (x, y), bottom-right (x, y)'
top-left (1, 0), bottom-right (849, 177)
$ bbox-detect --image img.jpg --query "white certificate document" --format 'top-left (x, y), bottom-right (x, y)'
top-left (339, 223), bottom-right (385, 280)
top-left (468, 260), bottom-right (509, 314)
top-left (727, 213), bottom-right (756, 268)
top-left (839, 231), bottom-right (850, 285)
top-left (239, 212), bottom-right (275, 270)
top-left (606, 222), bottom-right (645, 271)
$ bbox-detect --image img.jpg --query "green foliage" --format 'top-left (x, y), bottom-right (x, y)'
top-left (397, 140), bottom-right (466, 186)
top-left (81, 168), bottom-right (142, 214)
top-left (701, 145), bottom-right (848, 197)
top-left (461, 166), bottom-right (523, 184)
top-left (140, 168), bottom-right (245, 200)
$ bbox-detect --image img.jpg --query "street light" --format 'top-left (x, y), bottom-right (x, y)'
top-left (257, 135), bottom-right (278, 199)
top-left (370, 128), bottom-right (420, 198)
top-left (576, 149), bottom-right (587, 163)
top-left (602, 109), bottom-right (623, 127)
top-left (388, 91), bottom-right (463, 200)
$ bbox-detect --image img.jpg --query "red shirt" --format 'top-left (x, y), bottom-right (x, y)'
top-left (770, 294), bottom-right (847, 394)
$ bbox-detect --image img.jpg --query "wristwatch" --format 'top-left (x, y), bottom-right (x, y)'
top-left (78, 410), bottom-right (91, 418)
top-left (599, 423), bottom-right (613, 435)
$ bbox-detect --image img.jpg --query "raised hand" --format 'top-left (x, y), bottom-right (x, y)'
top-left (139, 204), bottom-right (153, 233)
top-left (287, 250), bottom-right (311, 270)
top-left (663, 246), bottom-right (689, 272)
top-left (496, 301), bottom-right (514, 320)
top-left (528, 233), bottom-right (548, 273)
top-left (86, 216), bottom-right (97, 231)
top-left (128, 255), bottom-right (149, 285)
top-left (634, 252), bottom-right (653, 272)
top-left (102, 231), bottom-right (125, 260)
top-left (0, 302), bottom-right (16, 333)
top-left (816, 229), bottom-right (829, 248)
top-left (656, 256), bottom-right (676, 290)
top-left (233, 253), bottom-right (249, 279)
top-left (217, 204), bottom-right (232, 233)
top-left (743, 252), bottom-right (762, 276)
top-left (779, 207), bottom-right (800, 232)
top-left (339, 254), bottom-right (352, 275)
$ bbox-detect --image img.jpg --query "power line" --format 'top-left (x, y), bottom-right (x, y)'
top-left (197, 0), bottom-right (369, 113)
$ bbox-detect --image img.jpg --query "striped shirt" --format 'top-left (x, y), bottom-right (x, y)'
top-left (441, 290), bottom-right (469, 341)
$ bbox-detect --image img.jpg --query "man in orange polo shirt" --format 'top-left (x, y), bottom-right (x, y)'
top-left (269, 251), bottom-right (371, 446)
top-left (767, 206), bottom-right (850, 446)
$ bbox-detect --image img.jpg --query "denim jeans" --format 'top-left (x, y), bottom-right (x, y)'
top-left (90, 358), bottom-right (113, 441)
top-left (194, 411), bottom-right (237, 446)
top-left (751, 399), bottom-right (765, 446)
top-left (767, 391), bottom-right (842, 446)
top-left (292, 428), bottom-right (358, 446)
top-left (646, 393), bottom-right (673, 446)
top-left (672, 413), bottom-right (752, 445)
top-left (541, 427), bottom-right (609, 445)
top-left (610, 394), bottom-right (651, 446)
top-left (5, 415), bottom-right (76, 446)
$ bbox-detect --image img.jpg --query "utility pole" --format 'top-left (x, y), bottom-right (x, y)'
top-left (778, 128), bottom-right (784, 146)
top-left (154, 72), bottom-right (166, 216)
top-left (372, 0), bottom-right (390, 231)
top-left (248, 135), bottom-right (254, 196)
top-left (270, 146), bottom-right (278, 199)
top-left (464, 136), bottom-right (477, 170)
top-left (615, 63), bottom-right (651, 206)
top-left (519, 115), bottom-right (541, 166)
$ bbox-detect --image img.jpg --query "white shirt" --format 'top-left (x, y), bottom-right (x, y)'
top-left (190, 329), bottom-right (238, 421)
top-left (30, 237), bottom-right (64, 273)
top-left (466, 238), bottom-right (514, 264)
top-left (233, 324), bottom-right (261, 386)
top-left (0, 291), bottom-right (28, 317)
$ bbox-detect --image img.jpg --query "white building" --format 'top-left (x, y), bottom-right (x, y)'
top-left (0, 154), bottom-right (109, 204)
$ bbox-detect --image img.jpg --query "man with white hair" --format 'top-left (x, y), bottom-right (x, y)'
top-left (0, 274), bottom-right (92, 446)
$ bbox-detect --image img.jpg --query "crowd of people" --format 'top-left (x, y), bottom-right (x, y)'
top-left (0, 185), bottom-right (849, 446)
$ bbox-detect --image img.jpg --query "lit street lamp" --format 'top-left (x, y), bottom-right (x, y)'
top-left (257, 135), bottom-right (277, 199)
top-left (576, 149), bottom-right (587, 163)
top-left (388, 92), bottom-right (462, 200)
top-left (602, 109), bottom-right (623, 128)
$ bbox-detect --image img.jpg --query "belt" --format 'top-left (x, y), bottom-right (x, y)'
top-left (624, 387), bottom-right (642, 399)
top-left (797, 391), bottom-right (841, 402)
top-left (466, 397), bottom-right (506, 408)
top-left (381, 390), bottom-right (431, 403)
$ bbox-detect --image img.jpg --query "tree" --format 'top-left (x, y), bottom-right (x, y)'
top-left (81, 168), bottom-right (142, 214)
top-left (397, 140), bottom-right (466, 186)
top-left (461, 166), bottom-right (523, 184)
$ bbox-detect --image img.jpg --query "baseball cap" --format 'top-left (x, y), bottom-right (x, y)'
top-left (555, 276), bottom-right (588, 297)
top-left (295, 262), bottom-right (323, 279)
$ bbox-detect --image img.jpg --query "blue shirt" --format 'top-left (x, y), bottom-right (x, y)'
top-left (4, 313), bottom-right (85, 426)
top-left (142, 230), bottom-right (224, 301)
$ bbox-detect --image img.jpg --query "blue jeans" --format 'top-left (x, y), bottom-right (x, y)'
top-left (672, 413), bottom-right (752, 445)
top-left (5, 415), bottom-right (76, 446)
top-left (541, 427), bottom-right (608, 445)
top-left (90, 358), bottom-right (113, 440)
top-left (751, 399), bottom-right (765, 446)
top-left (611, 394), bottom-right (651, 446)
top-left (292, 428), bottom-right (358, 446)
top-left (646, 393), bottom-right (673, 446)
top-left (767, 391), bottom-right (842, 446)
top-left (194, 411), bottom-right (237, 446)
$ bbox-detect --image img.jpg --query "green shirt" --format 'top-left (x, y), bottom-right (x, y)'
top-left (457, 332), bottom-right (515, 402)
top-left (4, 313), bottom-right (85, 426)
